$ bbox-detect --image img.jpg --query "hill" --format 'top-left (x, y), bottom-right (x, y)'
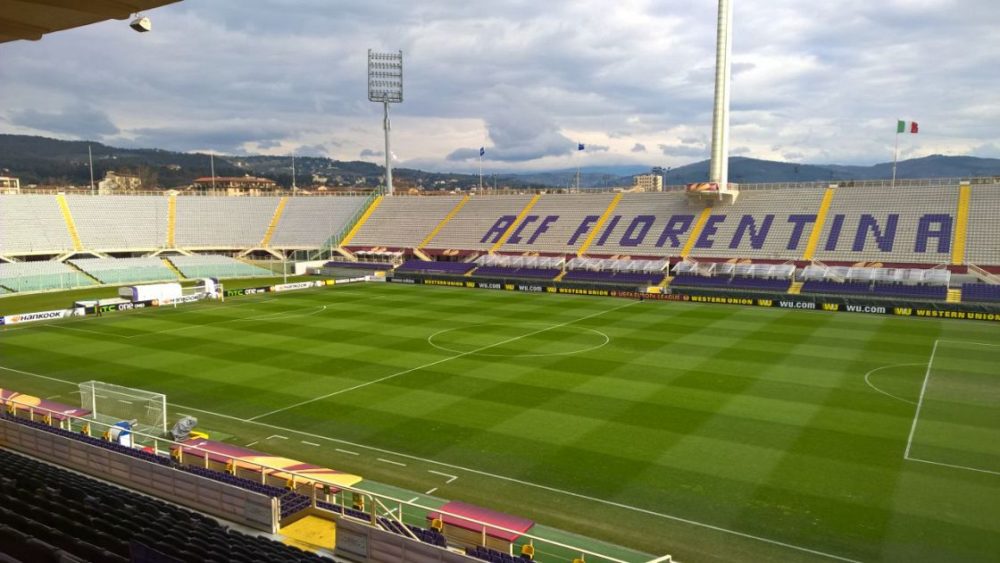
top-left (1, 134), bottom-right (998, 190)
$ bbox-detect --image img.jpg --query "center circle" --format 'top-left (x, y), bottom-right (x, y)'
top-left (427, 323), bottom-right (610, 358)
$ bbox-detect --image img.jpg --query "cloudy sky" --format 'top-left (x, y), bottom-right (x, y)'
top-left (1, 0), bottom-right (998, 172)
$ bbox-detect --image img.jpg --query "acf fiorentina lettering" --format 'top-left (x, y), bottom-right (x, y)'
top-left (479, 213), bottom-right (955, 253)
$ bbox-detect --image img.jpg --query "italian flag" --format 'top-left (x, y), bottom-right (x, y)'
top-left (897, 120), bottom-right (918, 134)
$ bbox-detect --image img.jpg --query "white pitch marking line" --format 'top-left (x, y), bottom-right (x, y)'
top-left (0, 363), bottom-right (861, 562)
top-left (266, 434), bottom-right (288, 441)
top-left (428, 470), bottom-right (458, 484)
top-left (408, 496), bottom-right (420, 503)
top-left (378, 458), bottom-right (406, 467)
top-left (46, 395), bottom-right (61, 400)
top-left (424, 488), bottom-right (437, 496)
top-left (905, 455), bottom-right (1000, 477)
top-left (248, 300), bottom-right (638, 421)
top-left (863, 363), bottom-right (922, 405)
top-left (904, 340), bottom-right (939, 460)
top-left (245, 441), bottom-right (259, 448)
top-left (302, 441), bottom-right (320, 447)
top-left (336, 448), bottom-right (360, 456)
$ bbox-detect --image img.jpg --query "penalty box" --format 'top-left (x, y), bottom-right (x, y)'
top-left (905, 340), bottom-right (1000, 476)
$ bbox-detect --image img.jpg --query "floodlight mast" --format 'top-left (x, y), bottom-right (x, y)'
top-left (708, 0), bottom-right (734, 194)
top-left (368, 49), bottom-right (403, 196)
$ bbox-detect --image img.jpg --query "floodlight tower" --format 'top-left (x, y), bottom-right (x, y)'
top-left (368, 49), bottom-right (403, 195)
top-left (708, 0), bottom-right (734, 192)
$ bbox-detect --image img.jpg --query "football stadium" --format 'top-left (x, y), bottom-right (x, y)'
top-left (1, 2), bottom-right (999, 563)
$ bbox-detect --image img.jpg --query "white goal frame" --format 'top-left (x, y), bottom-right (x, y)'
top-left (78, 380), bottom-right (168, 435)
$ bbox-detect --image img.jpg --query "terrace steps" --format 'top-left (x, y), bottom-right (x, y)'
top-left (55, 194), bottom-right (84, 251)
top-left (946, 288), bottom-right (962, 303)
top-left (802, 187), bottom-right (836, 261)
top-left (338, 195), bottom-right (384, 248)
top-left (261, 196), bottom-right (289, 248)
top-left (788, 281), bottom-right (803, 295)
top-left (489, 194), bottom-right (541, 253)
top-left (162, 257), bottom-right (186, 279)
top-left (576, 192), bottom-right (623, 257)
top-left (418, 195), bottom-right (470, 249)
top-left (952, 183), bottom-right (971, 265)
top-left (167, 194), bottom-right (177, 248)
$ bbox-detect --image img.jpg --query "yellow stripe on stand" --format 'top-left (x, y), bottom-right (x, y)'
top-left (575, 193), bottom-right (623, 257)
top-left (55, 194), bottom-right (83, 251)
top-left (280, 515), bottom-right (336, 551)
top-left (339, 195), bottom-right (384, 247)
top-left (951, 183), bottom-right (971, 265)
top-left (261, 196), bottom-right (289, 247)
top-left (489, 194), bottom-right (541, 253)
top-left (419, 195), bottom-right (470, 249)
top-left (162, 258), bottom-right (185, 279)
top-left (788, 281), bottom-right (803, 295)
top-left (802, 187), bottom-right (836, 261)
top-left (679, 207), bottom-right (713, 258)
top-left (167, 194), bottom-right (177, 248)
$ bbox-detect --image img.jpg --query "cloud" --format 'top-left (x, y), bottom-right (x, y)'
top-left (8, 105), bottom-right (119, 138)
top-left (631, 143), bottom-right (647, 153)
top-left (0, 0), bottom-right (997, 171)
top-left (360, 148), bottom-right (384, 158)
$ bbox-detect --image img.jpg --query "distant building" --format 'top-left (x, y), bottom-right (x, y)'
top-left (632, 173), bottom-right (663, 192)
top-left (98, 171), bottom-right (141, 194)
top-left (0, 176), bottom-right (20, 194)
top-left (192, 175), bottom-right (278, 196)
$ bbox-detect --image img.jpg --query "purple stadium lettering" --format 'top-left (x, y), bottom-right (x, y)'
top-left (729, 214), bottom-right (774, 249)
top-left (595, 215), bottom-right (622, 246)
top-left (785, 214), bottom-right (817, 250)
top-left (567, 215), bottom-right (600, 246)
top-left (695, 215), bottom-right (727, 248)
top-left (619, 215), bottom-right (656, 247)
top-left (655, 215), bottom-right (695, 248)
top-left (853, 214), bottom-right (898, 252)
top-left (824, 214), bottom-right (845, 251)
top-left (914, 214), bottom-right (953, 253)
top-left (480, 215), bottom-right (516, 244)
top-left (527, 215), bottom-right (560, 244)
top-left (507, 215), bottom-right (539, 244)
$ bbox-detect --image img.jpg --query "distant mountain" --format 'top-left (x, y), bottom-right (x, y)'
top-left (1, 134), bottom-right (998, 190)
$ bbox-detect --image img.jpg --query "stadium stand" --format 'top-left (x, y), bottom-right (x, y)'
top-left (0, 261), bottom-right (95, 292)
top-left (167, 254), bottom-right (273, 279)
top-left (811, 186), bottom-right (958, 264)
top-left (349, 195), bottom-right (462, 249)
top-left (0, 195), bottom-right (75, 255)
top-left (67, 195), bottom-right (169, 252)
top-left (0, 448), bottom-right (323, 563)
top-left (269, 196), bottom-right (368, 249)
top-left (961, 283), bottom-right (1000, 303)
top-left (69, 257), bottom-right (178, 284)
top-left (174, 197), bottom-right (276, 249)
top-left (427, 195), bottom-right (538, 252)
top-left (395, 260), bottom-right (475, 275)
top-left (966, 183), bottom-right (1000, 266)
top-left (498, 193), bottom-right (618, 254)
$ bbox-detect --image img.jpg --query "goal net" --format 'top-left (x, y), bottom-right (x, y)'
top-left (78, 381), bottom-right (168, 436)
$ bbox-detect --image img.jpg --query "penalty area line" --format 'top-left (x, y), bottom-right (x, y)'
top-left (0, 362), bottom-right (860, 562)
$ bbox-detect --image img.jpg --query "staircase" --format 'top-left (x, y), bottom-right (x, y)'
top-left (261, 196), bottom-right (289, 248)
top-left (162, 258), bottom-right (185, 279)
top-left (412, 248), bottom-right (432, 262)
top-left (55, 194), bottom-right (84, 251)
top-left (946, 288), bottom-right (962, 303)
top-left (554, 271), bottom-right (567, 282)
top-left (167, 194), bottom-right (177, 248)
top-left (788, 281), bottom-right (803, 295)
top-left (63, 260), bottom-right (101, 285)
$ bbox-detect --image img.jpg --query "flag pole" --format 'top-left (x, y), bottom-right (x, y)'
top-left (891, 120), bottom-right (899, 189)
top-left (479, 152), bottom-right (483, 192)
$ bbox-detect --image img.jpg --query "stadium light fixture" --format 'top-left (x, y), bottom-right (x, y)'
top-left (130, 14), bottom-right (152, 33)
top-left (368, 49), bottom-right (403, 195)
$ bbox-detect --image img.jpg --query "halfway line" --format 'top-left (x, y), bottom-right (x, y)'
top-left (247, 300), bottom-right (637, 421)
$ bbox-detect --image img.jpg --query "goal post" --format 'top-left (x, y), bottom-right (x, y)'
top-left (78, 381), bottom-right (168, 435)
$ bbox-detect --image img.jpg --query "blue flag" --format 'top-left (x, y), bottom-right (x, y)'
top-left (479, 147), bottom-right (485, 157)
top-left (578, 143), bottom-right (585, 151)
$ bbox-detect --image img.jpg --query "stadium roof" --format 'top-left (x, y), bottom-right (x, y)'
top-left (0, 0), bottom-right (180, 43)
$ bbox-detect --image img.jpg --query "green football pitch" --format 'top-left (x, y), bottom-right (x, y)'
top-left (1, 282), bottom-right (998, 562)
